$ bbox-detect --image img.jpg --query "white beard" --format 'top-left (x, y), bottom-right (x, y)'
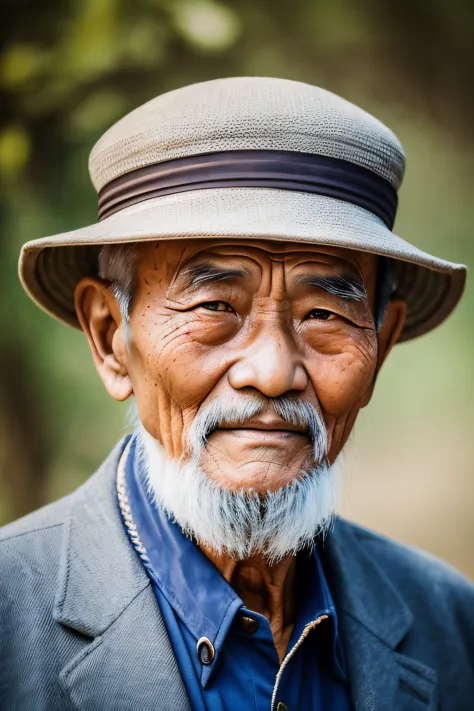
top-left (136, 396), bottom-right (341, 562)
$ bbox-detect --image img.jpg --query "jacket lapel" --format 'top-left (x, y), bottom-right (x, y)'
top-left (323, 520), bottom-right (438, 711)
top-left (54, 441), bottom-right (191, 711)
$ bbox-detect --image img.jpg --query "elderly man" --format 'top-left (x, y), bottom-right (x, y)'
top-left (1, 77), bottom-right (473, 710)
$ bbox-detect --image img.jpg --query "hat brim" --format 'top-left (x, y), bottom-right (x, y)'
top-left (19, 188), bottom-right (466, 342)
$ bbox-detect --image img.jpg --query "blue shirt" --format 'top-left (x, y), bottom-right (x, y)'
top-left (123, 437), bottom-right (352, 711)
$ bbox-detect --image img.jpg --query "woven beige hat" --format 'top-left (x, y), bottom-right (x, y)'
top-left (19, 76), bottom-right (466, 341)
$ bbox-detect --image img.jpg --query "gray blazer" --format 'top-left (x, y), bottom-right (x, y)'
top-left (1, 440), bottom-right (473, 710)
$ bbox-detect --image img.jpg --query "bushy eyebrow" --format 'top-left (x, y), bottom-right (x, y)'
top-left (182, 262), bottom-right (250, 288)
top-left (295, 274), bottom-right (368, 301)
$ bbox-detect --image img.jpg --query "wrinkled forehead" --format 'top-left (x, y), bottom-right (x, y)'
top-left (136, 238), bottom-right (378, 287)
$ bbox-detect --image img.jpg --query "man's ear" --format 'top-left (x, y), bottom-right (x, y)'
top-left (75, 277), bottom-right (133, 402)
top-left (376, 298), bottom-right (407, 370)
top-left (360, 298), bottom-right (407, 408)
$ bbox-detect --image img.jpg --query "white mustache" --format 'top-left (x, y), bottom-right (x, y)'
top-left (188, 395), bottom-right (328, 465)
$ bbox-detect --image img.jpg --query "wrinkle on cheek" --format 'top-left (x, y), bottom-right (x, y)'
top-left (145, 311), bottom-right (210, 358)
top-left (130, 318), bottom-right (187, 460)
top-left (322, 411), bottom-right (350, 463)
top-left (145, 311), bottom-right (186, 346)
top-left (318, 365), bottom-right (372, 414)
top-left (142, 327), bottom-right (232, 407)
top-left (319, 357), bottom-right (375, 462)
top-left (328, 404), bottom-right (362, 462)
top-left (353, 329), bottom-right (377, 366)
top-left (341, 407), bottom-right (361, 447)
top-left (311, 337), bottom-right (377, 458)
top-left (133, 321), bottom-right (228, 461)
top-left (328, 417), bottom-right (348, 462)
top-left (154, 388), bottom-right (184, 459)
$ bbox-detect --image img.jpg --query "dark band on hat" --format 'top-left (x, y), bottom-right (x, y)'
top-left (98, 150), bottom-right (398, 228)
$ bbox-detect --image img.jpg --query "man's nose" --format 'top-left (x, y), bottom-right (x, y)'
top-left (227, 325), bottom-right (308, 398)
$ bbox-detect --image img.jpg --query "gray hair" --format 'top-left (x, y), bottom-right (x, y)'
top-left (98, 243), bottom-right (396, 330)
top-left (98, 243), bottom-right (141, 324)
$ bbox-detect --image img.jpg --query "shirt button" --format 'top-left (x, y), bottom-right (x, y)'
top-left (196, 637), bottom-right (215, 665)
top-left (239, 615), bottom-right (259, 635)
top-left (276, 703), bottom-right (289, 711)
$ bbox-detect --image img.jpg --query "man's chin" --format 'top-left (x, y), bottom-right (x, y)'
top-left (198, 455), bottom-right (317, 495)
top-left (201, 431), bottom-right (316, 494)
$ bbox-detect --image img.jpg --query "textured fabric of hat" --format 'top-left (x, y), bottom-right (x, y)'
top-left (18, 76), bottom-right (466, 341)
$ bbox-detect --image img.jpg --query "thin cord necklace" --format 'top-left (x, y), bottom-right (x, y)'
top-left (116, 439), bottom-right (152, 571)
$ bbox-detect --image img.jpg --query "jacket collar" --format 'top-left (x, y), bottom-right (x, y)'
top-left (53, 438), bottom-right (150, 636)
top-left (322, 518), bottom-right (413, 649)
top-left (322, 519), bottom-right (438, 710)
top-left (54, 440), bottom-right (437, 710)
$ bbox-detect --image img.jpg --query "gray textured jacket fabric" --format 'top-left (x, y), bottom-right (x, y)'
top-left (1, 440), bottom-right (473, 711)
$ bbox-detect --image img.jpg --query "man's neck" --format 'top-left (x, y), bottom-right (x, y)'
top-left (202, 546), bottom-right (296, 663)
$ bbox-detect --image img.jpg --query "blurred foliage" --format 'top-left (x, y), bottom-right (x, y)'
top-left (0, 0), bottom-right (473, 574)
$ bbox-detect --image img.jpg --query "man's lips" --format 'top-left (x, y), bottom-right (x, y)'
top-left (212, 428), bottom-right (308, 442)
top-left (211, 416), bottom-right (309, 439)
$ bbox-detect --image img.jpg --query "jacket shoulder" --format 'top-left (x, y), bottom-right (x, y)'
top-left (340, 519), bottom-right (474, 612)
top-left (0, 442), bottom-right (127, 710)
top-left (0, 492), bottom-right (72, 544)
top-left (0, 491), bottom-right (76, 708)
top-left (0, 438), bottom-right (127, 547)
top-left (0, 438), bottom-right (127, 602)
top-left (0, 485), bottom-right (79, 615)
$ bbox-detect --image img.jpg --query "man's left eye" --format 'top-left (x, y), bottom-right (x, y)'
top-left (306, 308), bottom-right (334, 320)
top-left (199, 301), bottom-right (233, 312)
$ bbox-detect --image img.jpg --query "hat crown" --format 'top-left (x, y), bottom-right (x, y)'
top-left (89, 76), bottom-right (405, 193)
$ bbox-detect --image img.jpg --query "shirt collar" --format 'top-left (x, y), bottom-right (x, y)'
top-left (124, 435), bottom-right (345, 682)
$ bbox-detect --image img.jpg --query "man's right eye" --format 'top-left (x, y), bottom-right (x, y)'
top-left (198, 301), bottom-right (233, 312)
top-left (306, 308), bottom-right (334, 320)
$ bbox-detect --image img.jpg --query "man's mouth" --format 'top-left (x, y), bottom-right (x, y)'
top-left (213, 428), bottom-right (308, 441)
top-left (210, 415), bottom-right (310, 441)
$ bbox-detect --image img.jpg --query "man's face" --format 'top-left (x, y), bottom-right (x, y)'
top-left (117, 239), bottom-right (389, 494)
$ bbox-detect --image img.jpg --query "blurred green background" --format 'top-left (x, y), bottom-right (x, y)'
top-left (1, 0), bottom-right (473, 577)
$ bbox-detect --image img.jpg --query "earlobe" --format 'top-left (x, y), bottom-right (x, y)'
top-left (74, 277), bottom-right (133, 402)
